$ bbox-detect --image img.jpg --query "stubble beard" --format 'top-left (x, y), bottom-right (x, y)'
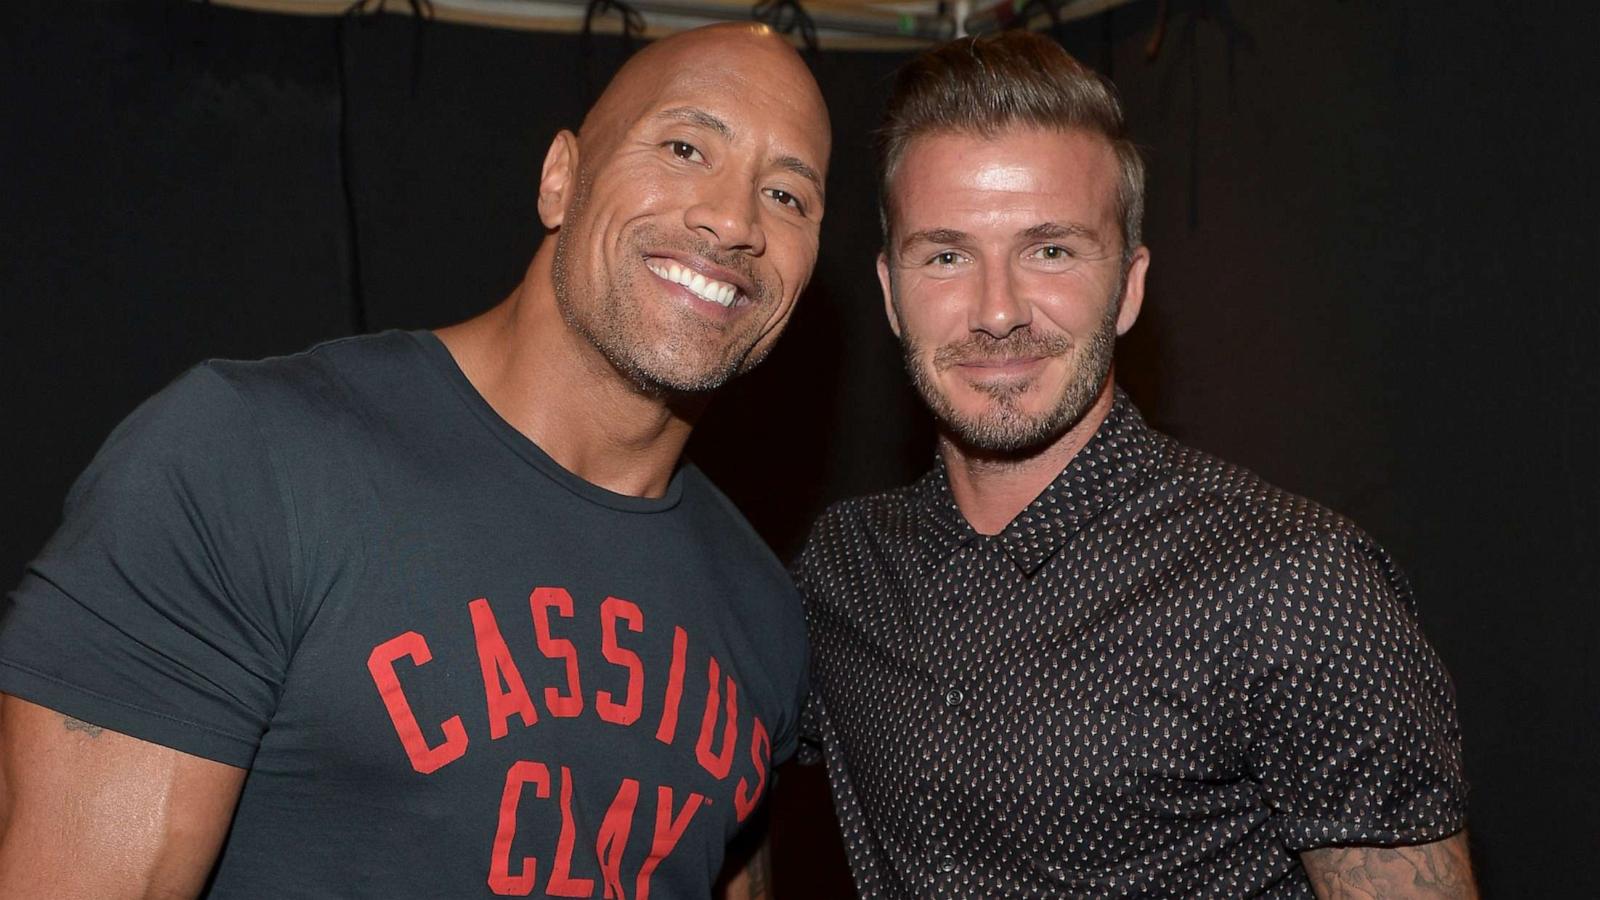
top-left (902, 294), bottom-right (1120, 456)
top-left (550, 182), bottom-right (771, 398)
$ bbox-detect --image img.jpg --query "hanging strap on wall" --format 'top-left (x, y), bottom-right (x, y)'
top-left (581, 0), bottom-right (648, 48)
top-left (753, 0), bottom-right (820, 56)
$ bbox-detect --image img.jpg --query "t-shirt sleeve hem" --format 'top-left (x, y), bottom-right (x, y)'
top-left (1276, 809), bottom-right (1470, 852)
top-left (0, 660), bottom-right (259, 769)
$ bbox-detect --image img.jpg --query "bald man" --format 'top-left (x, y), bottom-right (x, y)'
top-left (0, 24), bottom-right (828, 899)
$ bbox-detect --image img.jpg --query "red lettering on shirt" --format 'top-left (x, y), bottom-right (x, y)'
top-left (370, 584), bottom-right (791, 895)
top-left (531, 587), bottom-right (584, 718)
top-left (546, 765), bottom-right (595, 897)
top-left (695, 655), bottom-right (738, 779)
top-left (367, 631), bottom-right (469, 775)
top-left (654, 626), bottom-right (689, 746)
top-left (597, 596), bottom-right (645, 726)
top-left (635, 786), bottom-right (705, 900)
top-left (596, 777), bottom-right (640, 899)
top-left (733, 716), bottom-right (771, 822)
top-left (469, 598), bottom-right (538, 739)
top-left (488, 760), bottom-right (552, 896)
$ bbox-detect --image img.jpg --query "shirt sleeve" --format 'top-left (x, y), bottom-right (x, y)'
top-left (1243, 527), bottom-right (1469, 850)
top-left (0, 365), bottom-right (298, 768)
top-left (789, 535), bottom-right (826, 767)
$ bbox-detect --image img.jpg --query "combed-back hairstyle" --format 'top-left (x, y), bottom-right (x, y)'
top-left (876, 30), bottom-right (1145, 260)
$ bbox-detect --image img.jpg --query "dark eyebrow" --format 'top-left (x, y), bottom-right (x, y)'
top-left (655, 106), bottom-right (733, 139)
top-left (1020, 221), bottom-right (1101, 243)
top-left (898, 227), bottom-right (971, 256)
top-left (656, 107), bottom-right (824, 204)
top-left (773, 154), bottom-right (825, 200)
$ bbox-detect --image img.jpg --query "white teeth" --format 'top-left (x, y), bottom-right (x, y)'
top-left (646, 259), bottom-right (741, 307)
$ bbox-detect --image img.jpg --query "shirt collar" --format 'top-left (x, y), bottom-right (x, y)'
top-left (913, 389), bottom-right (1167, 576)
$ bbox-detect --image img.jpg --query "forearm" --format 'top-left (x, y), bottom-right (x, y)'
top-left (1301, 831), bottom-right (1477, 899)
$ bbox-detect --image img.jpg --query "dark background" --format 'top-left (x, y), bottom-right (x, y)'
top-left (3, 1), bottom-right (1596, 896)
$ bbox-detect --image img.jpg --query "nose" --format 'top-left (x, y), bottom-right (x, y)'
top-left (683, 178), bottom-right (767, 256)
top-left (970, 261), bottom-right (1031, 338)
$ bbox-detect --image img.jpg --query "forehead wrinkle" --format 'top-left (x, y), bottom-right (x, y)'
top-left (655, 106), bottom-right (733, 139)
top-left (656, 106), bottom-right (824, 201)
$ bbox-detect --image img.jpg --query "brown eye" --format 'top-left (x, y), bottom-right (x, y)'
top-left (766, 188), bottom-right (805, 215)
top-left (667, 141), bottom-right (704, 162)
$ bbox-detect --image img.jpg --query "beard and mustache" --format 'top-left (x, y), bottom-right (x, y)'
top-left (551, 181), bottom-right (777, 399)
top-left (902, 292), bottom-right (1120, 456)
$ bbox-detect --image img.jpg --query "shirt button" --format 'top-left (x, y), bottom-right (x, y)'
top-left (943, 688), bottom-right (964, 708)
top-left (937, 856), bottom-right (957, 874)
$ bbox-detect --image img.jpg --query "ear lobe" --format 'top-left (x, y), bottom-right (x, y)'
top-left (1115, 245), bottom-right (1151, 337)
top-left (537, 131), bottom-right (579, 230)
top-left (876, 253), bottom-right (902, 338)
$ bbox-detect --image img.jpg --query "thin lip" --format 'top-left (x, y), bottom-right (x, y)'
top-left (642, 251), bottom-right (756, 301)
top-left (951, 355), bottom-right (1050, 369)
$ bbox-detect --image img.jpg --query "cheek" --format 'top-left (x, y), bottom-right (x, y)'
top-left (896, 276), bottom-right (973, 337)
top-left (1026, 276), bottom-right (1115, 333)
top-left (772, 229), bottom-right (821, 294)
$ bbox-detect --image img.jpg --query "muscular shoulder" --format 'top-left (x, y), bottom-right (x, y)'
top-left (200, 330), bottom-right (430, 437)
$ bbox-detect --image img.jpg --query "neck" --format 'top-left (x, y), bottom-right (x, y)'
top-left (435, 245), bottom-right (699, 499)
top-left (940, 377), bottom-right (1118, 535)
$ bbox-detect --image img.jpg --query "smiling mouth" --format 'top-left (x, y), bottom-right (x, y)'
top-left (645, 258), bottom-right (744, 308)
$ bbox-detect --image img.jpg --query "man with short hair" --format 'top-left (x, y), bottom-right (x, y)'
top-left (0, 23), bottom-right (826, 899)
top-left (797, 31), bottom-right (1474, 898)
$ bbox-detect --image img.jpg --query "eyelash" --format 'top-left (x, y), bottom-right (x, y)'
top-left (666, 140), bottom-right (704, 163)
top-left (923, 246), bottom-right (1073, 266)
top-left (766, 188), bottom-right (805, 215)
top-left (665, 140), bottom-right (809, 216)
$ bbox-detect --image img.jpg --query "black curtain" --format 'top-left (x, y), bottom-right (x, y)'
top-left (4, 1), bottom-right (1595, 896)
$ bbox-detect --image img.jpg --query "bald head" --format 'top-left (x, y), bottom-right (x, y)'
top-left (529, 23), bottom-right (832, 400)
top-left (577, 24), bottom-right (830, 169)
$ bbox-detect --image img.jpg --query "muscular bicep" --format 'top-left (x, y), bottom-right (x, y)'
top-left (0, 694), bottom-right (245, 900)
top-left (1301, 832), bottom-right (1478, 899)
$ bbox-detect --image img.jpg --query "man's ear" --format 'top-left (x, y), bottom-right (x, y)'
top-left (877, 252), bottom-right (902, 338)
top-left (1115, 245), bottom-right (1151, 336)
top-left (537, 131), bottom-right (580, 230)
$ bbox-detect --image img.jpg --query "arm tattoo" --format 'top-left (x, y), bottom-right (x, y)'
top-left (1302, 834), bottom-right (1477, 899)
top-left (745, 838), bottom-right (772, 900)
top-left (61, 715), bottom-right (105, 737)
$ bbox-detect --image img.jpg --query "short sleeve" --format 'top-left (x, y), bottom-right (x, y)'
top-left (1243, 529), bottom-right (1469, 850)
top-left (790, 536), bottom-right (826, 767)
top-left (796, 690), bottom-right (826, 766)
top-left (0, 365), bottom-right (298, 767)
top-left (765, 638), bottom-right (809, 768)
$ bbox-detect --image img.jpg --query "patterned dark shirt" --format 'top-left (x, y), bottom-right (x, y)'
top-left (796, 391), bottom-right (1468, 899)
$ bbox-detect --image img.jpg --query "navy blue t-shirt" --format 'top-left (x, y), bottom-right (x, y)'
top-left (0, 331), bottom-right (807, 898)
